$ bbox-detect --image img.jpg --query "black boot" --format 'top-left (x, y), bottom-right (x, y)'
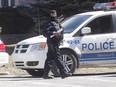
top-left (43, 60), bottom-right (53, 79)
top-left (43, 75), bottom-right (54, 79)
top-left (59, 68), bottom-right (72, 79)
top-left (43, 69), bottom-right (54, 79)
top-left (61, 72), bottom-right (72, 79)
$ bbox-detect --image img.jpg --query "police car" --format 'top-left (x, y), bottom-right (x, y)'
top-left (0, 40), bottom-right (9, 67)
top-left (11, 1), bottom-right (116, 76)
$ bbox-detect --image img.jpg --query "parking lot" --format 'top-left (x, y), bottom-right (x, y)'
top-left (1, 60), bottom-right (116, 87)
top-left (1, 57), bottom-right (116, 87)
top-left (0, 72), bottom-right (116, 87)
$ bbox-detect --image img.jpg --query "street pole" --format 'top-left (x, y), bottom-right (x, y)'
top-left (36, 0), bottom-right (40, 35)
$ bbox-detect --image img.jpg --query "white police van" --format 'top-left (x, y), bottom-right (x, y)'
top-left (12, 2), bottom-right (116, 76)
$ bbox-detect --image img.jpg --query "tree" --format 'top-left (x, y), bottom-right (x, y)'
top-left (1, 0), bottom-right (114, 34)
top-left (0, 7), bottom-right (35, 34)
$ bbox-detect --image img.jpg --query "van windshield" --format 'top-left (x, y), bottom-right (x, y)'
top-left (62, 15), bottom-right (92, 33)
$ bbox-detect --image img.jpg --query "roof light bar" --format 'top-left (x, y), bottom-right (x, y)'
top-left (106, 2), bottom-right (116, 8)
top-left (93, 2), bottom-right (116, 10)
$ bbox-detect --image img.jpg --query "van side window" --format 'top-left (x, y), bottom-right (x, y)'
top-left (86, 15), bottom-right (113, 34)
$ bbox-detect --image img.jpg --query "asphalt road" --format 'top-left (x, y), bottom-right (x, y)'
top-left (0, 73), bottom-right (116, 87)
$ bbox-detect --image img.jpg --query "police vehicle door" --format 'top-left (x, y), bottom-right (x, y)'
top-left (81, 14), bottom-right (116, 66)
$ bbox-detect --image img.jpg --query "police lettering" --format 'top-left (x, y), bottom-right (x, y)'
top-left (82, 42), bottom-right (114, 51)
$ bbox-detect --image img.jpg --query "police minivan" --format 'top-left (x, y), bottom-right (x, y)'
top-left (11, 2), bottom-right (116, 76)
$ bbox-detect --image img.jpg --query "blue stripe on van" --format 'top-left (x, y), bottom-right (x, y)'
top-left (79, 52), bottom-right (116, 62)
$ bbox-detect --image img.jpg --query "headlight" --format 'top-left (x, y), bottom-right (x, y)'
top-left (30, 43), bottom-right (46, 51)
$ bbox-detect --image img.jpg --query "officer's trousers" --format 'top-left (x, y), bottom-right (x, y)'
top-left (43, 43), bottom-right (67, 76)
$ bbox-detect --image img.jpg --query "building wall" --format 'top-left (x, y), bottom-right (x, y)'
top-left (17, 0), bottom-right (36, 7)
top-left (0, 0), bottom-right (48, 7)
top-left (0, 0), bottom-right (16, 7)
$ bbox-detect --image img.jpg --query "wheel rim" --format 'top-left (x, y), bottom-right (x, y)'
top-left (62, 54), bottom-right (74, 72)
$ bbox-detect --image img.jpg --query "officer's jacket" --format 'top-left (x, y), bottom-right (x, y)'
top-left (42, 20), bottom-right (63, 44)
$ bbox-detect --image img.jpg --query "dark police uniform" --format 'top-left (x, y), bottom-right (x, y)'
top-left (42, 17), bottom-right (71, 79)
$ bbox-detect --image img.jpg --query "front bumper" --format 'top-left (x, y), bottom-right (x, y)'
top-left (11, 51), bottom-right (47, 69)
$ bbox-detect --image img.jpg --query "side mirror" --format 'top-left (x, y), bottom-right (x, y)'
top-left (81, 27), bottom-right (91, 35)
top-left (0, 27), bottom-right (2, 33)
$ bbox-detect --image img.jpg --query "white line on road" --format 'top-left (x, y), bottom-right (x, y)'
top-left (26, 81), bottom-right (92, 87)
top-left (78, 76), bottom-right (116, 83)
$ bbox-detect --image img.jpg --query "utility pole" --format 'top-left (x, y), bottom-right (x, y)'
top-left (36, 0), bottom-right (40, 35)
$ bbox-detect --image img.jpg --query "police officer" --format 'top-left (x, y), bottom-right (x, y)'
top-left (42, 10), bottom-right (72, 79)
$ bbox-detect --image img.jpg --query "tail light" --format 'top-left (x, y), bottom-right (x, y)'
top-left (0, 41), bottom-right (5, 51)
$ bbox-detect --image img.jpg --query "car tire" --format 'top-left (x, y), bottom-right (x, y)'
top-left (51, 49), bottom-right (78, 77)
top-left (26, 69), bottom-right (44, 77)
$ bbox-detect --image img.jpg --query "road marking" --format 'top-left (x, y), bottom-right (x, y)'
top-left (27, 81), bottom-right (92, 87)
top-left (79, 76), bottom-right (116, 83)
